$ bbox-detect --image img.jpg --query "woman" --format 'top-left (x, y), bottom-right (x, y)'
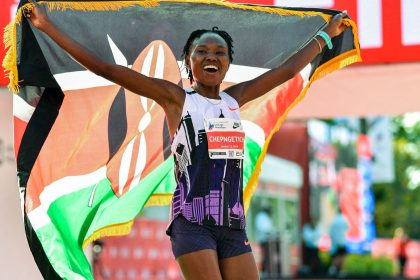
top-left (25, 1), bottom-right (347, 279)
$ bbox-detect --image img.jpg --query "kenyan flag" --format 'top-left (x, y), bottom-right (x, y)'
top-left (3, 0), bottom-right (361, 278)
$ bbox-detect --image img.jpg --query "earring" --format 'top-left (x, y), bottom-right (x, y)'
top-left (187, 68), bottom-right (194, 84)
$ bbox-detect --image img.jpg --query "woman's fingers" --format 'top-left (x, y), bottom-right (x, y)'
top-left (325, 10), bottom-right (348, 38)
top-left (23, 0), bottom-right (42, 20)
top-left (23, 0), bottom-right (36, 18)
top-left (23, 6), bottom-right (32, 18)
top-left (332, 10), bottom-right (347, 24)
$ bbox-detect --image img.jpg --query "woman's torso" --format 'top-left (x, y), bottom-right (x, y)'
top-left (168, 89), bottom-right (246, 230)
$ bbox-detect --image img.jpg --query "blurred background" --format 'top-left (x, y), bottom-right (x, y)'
top-left (1, 0), bottom-right (419, 279)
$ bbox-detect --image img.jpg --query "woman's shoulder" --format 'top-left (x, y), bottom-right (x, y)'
top-left (220, 91), bottom-right (239, 107)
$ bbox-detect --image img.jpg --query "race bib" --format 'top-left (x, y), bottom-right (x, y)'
top-left (204, 118), bottom-right (245, 159)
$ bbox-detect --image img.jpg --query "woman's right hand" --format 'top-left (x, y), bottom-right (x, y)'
top-left (24, 0), bottom-right (49, 31)
top-left (323, 11), bottom-right (348, 39)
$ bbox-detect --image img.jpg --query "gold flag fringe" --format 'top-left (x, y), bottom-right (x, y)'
top-left (161, 0), bottom-right (331, 20)
top-left (145, 193), bottom-right (173, 206)
top-left (81, 194), bottom-right (172, 248)
top-left (3, 0), bottom-right (334, 92)
top-left (82, 220), bottom-right (134, 249)
top-left (2, 12), bottom-right (22, 93)
top-left (46, 0), bottom-right (159, 11)
top-left (38, 0), bottom-right (331, 19)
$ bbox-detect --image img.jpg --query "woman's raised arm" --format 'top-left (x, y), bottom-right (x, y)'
top-left (226, 11), bottom-right (348, 107)
top-left (24, 0), bottom-right (185, 111)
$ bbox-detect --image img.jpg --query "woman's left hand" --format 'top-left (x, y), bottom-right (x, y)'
top-left (323, 11), bottom-right (348, 38)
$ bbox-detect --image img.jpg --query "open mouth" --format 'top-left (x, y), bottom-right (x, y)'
top-left (203, 65), bottom-right (219, 73)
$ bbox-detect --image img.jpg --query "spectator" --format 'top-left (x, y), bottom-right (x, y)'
top-left (302, 217), bottom-right (322, 274)
top-left (393, 227), bottom-right (409, 277)
top-left (328, 208), bottom-right (349, 276)
top-left (255, 207), bottom-right (278, 277)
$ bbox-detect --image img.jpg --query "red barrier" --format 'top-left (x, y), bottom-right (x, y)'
top-left (372, 239), bottom-right (420, 279)
top-left (94, 218), bottom-right (182, 280)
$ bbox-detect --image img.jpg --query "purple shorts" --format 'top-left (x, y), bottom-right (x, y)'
top-left (168, 215), bottom-right (252, 259)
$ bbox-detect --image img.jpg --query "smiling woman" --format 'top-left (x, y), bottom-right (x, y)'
top-left (186, 32), bottom-right (231, 98)
top-left (21, 0), bottom-right (349, 279)
top-left (182, 27), bottom-right (233, 88)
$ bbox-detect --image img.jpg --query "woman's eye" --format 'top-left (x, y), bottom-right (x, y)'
top-left (216, 51), bottom-right (227, 56)
top-left (197, 50), bottom-right (207, 55)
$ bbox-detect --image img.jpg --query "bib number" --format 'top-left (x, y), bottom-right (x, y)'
top-left (204, 118), bottom-right (245, 159)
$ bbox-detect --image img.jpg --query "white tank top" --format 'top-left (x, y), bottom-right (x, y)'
top-left (169, 89), bottom-right (246, 229)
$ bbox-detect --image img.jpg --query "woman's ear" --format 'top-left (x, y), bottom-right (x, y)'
top-left (184, 56), bottom-right (191, 70)
top-left (185, 57), bottom-right (194, 84)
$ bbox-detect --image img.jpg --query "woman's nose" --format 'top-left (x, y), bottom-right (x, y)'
top-left (206, 53), bottom-right (217, 61)
top-left (205, 52), bottom-right (217, 60)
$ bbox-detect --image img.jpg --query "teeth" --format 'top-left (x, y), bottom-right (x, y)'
top-left (204, 65), bottom-right (218, 70)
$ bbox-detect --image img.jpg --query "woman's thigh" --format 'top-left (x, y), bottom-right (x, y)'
top-left (176, 249), bottom-right (223, 280)
top-left (219, 252), bottom-right (259, 280)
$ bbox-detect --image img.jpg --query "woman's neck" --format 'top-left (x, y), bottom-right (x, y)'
top-left (192, 83), bottom-right (221, 99)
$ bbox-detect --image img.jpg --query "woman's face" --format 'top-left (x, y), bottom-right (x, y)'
top-left (186, 33), bottom-right (230, 87)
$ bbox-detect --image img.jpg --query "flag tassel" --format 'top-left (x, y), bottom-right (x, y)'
top-left (82, 220), bottom-right (134, 249)
top-left (2, 18), bottom-right (20, 93)
top-left (145, 193), bottom-right (173, 206)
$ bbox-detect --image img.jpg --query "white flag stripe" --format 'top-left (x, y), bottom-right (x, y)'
top-left (13, 94), bottom-right (35, 122)
top-left (242, 120), bottom-right (265, 148)
top-left (28, 167), bottom-right (107, 229)
top-left (54, 71), bottom-right (116, 91)
top-left (39, 167), bottom-right (107, 210)
top-left (225, 64), bottom-right (270, 83)
top-left (28, 206), bottom-right (51, 230)
top-left (301, 63), bottom-right (312, 86)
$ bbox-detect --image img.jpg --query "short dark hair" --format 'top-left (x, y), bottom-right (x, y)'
top-left (182, 27), bottom-right (234, 83)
